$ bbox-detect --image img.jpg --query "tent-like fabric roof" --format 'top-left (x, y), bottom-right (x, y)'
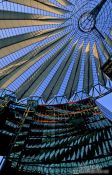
top-left (0, 0), bottom-right (112, 104)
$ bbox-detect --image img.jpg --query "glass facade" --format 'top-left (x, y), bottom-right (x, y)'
top-left (101, 58), bottom-right (112, 80)
top-left (0, 93), bottom-right (112, 174)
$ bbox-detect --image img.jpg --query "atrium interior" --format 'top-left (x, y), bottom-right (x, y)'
top-left (0, 0), bottom-right (112, 174)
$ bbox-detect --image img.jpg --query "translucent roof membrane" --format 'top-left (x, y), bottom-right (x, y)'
top-left (0, 0), bottom-right (112, 104)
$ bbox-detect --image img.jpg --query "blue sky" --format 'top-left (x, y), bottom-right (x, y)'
top-left (97, 93), bottom-right (112, 112)
top-left (0, 156), bottom-right (5, 170)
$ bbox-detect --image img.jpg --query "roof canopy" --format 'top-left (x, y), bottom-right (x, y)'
top-left (0, 0), bottom-right (112, 103)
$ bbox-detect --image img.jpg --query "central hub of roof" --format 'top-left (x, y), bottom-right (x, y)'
top-left (78, 12), bottom-right (95, 32)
